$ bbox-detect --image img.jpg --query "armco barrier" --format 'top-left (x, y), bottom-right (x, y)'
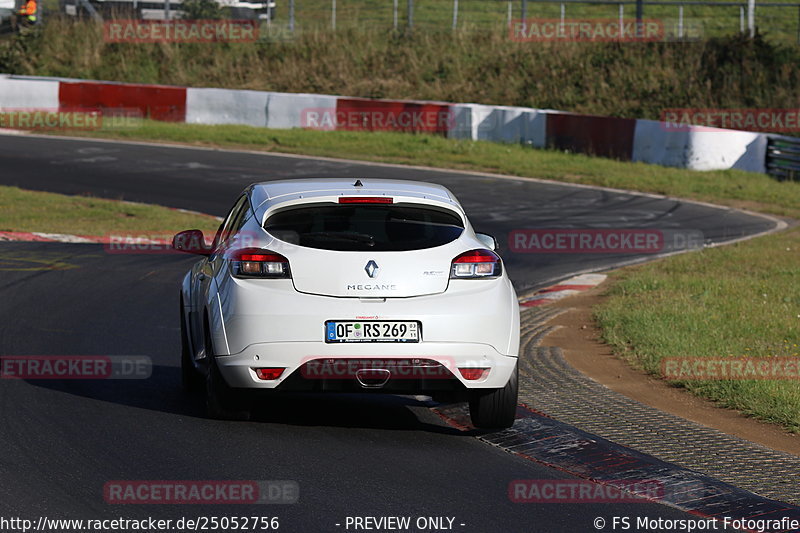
top-left (59, 80), bottom-right (186, 122)
top-left (546, 113), bottom-right (637, 160)
top-left (633, 119), bottom-right (767, 173)
top-left (766, 134), bottom-right (800, 180)
top-left (0, 74), bottom-right (773, 175)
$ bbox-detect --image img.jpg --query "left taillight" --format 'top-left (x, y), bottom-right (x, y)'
top-left (255, 368), bottom-right (285, 380)
top-left (450, 249), bottom-right (502, 279)
top-left (229, 248), bottom-right (291, 279)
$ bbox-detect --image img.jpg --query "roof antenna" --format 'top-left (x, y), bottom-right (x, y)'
top-left (353, 179), bottom-right (363, 187)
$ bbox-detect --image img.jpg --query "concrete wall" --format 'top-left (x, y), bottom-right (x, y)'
top-left (0, 74), bottom-right (60, 109)
top-left (265, 93), bottom-right (337, 130)
top-left (186, 88), bottom-right (269, 127)
top-left (633, 119), bottom-right (767, 173)
top-left (0, 74), bottom-right (772, 175)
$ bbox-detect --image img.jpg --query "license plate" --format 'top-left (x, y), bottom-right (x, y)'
top-left (325, 321), bottom-right (420, 343)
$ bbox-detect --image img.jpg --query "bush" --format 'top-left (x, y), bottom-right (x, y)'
top-left (180, 0), bottom-right (225, 20)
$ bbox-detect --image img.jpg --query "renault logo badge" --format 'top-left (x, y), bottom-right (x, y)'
top-left (365, 260), bottom-right (379, 279)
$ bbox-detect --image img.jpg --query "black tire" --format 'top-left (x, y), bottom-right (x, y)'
top-left (204, 320), bottom-right (251, 421)
top-left (180, 301), bottom-right (203, 394)
top-left (468, 362), bottom-right (518, 429)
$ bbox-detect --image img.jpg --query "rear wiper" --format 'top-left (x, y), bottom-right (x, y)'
top-left (303, 231), bottom-right (376, 246)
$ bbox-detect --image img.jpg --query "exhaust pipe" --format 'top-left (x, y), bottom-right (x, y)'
top-left (355, 368), bottom-right (391, 388)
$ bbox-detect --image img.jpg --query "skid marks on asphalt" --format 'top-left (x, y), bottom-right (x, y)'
top-left (0, 250), bottom-right (99, 271)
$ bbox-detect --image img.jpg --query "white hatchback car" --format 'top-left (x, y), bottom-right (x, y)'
top-left (175, 178), bottom-right (520, 428)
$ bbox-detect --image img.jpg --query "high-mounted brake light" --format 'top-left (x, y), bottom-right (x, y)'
top-left (229, 248), bottom-right (291, 278)
top-left (338, 197), bottom-right (393, 204)
top-left (450, 249), bottom-right (502, 279)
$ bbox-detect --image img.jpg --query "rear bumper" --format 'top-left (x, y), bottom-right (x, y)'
top-left (214, 276), bottom-right (520, 358)
top-left (215, 342), bottom-right (518, 390)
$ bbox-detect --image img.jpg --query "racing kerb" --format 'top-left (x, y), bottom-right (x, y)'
top-left (0, 73), bottom-right (767, 173)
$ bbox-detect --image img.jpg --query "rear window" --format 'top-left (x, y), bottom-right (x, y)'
top-left (263, 204), bottom-right (465, 251)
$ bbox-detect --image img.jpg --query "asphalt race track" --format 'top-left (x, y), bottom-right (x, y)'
top-left (0, 134), bottom-right (780, 532)
top-left (0, 134), bottom-right (776, 292)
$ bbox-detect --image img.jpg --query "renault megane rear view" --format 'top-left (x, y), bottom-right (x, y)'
top-left (174, 178), bottom-right (520, 428)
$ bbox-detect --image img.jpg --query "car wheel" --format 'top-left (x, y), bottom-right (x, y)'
top-left (180, 300), bottom-right (203, 394)
top-left (468, 362), bottom-right (518, 429)
top-left (204, 320), bottom-right (251, 421)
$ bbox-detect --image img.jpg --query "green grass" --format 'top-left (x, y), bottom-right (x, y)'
top-left (50, 120), bottom-right (800, 432)
top-left (0, 184), bottom-right (220, 236)
top-left (595, 228), bottom-right (800, 432)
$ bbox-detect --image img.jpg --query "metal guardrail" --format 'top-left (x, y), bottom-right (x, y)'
top-left (766, 134), bottom-right (800, 181)
top-left (47, 0), bottom-right (800, 44)
top-left (518, 0), bottom-right (800, 43)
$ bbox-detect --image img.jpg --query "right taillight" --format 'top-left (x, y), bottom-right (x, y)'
top-left (450, 249), bottom-right (502, 279)
top-left (229, 248), bottom-right (291, 278)
top-left (458, 368), bottom-right (490, 380)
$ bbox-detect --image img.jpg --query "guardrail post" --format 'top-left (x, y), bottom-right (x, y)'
top-left (407, 0), bottom-right (413, 29)
top-left (331, 0), bottom-right (336, 29)
top-left (289, 0), bottom-right (295, 33)
top-left (393, 0), bottom-right (398, 30)
top-left (521, 0), bottom-right (527, 22)
top-left (507, 1), bottom-right (512, 27)
top-left (747, 0), bottom-right (755, 36)
top-left (740, 5), bottom-right (744, 33)
top-left (636, 0), bottom-right (643, 37)
top-left (77, 0), bottom-right (102, 21)
top-left (452, 0), bottom-right (458, 30)
top-left (678, 5), bottom-right (684, 38)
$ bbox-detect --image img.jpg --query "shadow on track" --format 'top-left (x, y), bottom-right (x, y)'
top-left (20, 365), bottom-right (471, 435)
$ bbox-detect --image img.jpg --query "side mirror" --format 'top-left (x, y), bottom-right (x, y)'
top-left (172, 230), bottom-right (213, 256)
top-left (475, 232), bottom-right (498, 251)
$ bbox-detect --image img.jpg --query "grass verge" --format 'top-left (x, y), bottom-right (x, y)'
top-left (18, 121), bottom-right (800, 433)
top-left (595, 228), bottom-right (800, 433)
top-left (0, 184), bottom-right (220, 236)
top-left (58, 119), bottom-right (800, 219)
